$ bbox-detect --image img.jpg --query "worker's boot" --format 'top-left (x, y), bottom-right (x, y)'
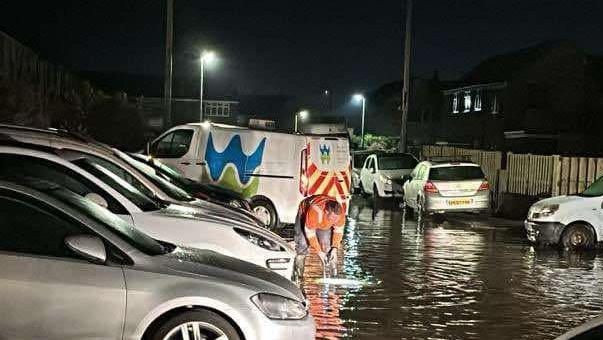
top-left (293, 255), bottom-right (306, 285)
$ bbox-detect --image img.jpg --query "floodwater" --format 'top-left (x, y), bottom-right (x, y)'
top-left (301, 198), bottom-right (603, 340)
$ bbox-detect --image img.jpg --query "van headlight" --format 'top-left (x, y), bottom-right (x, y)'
top-left (234, 228), bottom-right (282, 251)
top-left (380, 174), bottom-right (392, 185)
top-left (531, 204), bottom-right (559, 219)
top-left (251, 293), bottom-right (307, 320)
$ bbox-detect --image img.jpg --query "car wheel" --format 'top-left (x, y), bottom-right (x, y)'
top-left (251, 198), bottom-right (279, 229)
top-left (359, 181), bottom-right (367, 197)
top-left (151, 309), bottom-right (241, 340)
top-left (561, 223), bottom-right (596, 250)
top-left (373, 184), bottom-right (382, 202)
top-left (401, 194), bottom-right (413, 218)
top-left (414, 196), bottom-right (425, 221)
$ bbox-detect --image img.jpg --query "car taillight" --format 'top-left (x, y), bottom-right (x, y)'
top-left (424, 181), bottom-right (439, 194)
top-left (478, 181), bottom-right (490, 191)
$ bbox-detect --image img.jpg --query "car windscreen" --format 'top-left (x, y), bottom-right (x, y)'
top-left (580, 176), bottom-right (603, 197)
top-left (378, 155), bottom-right (418, 170)
top-left (429, 166), bottom-right (485, 181)
top-left (47, 186), bottom-right (168, 256)
top-left (73, 159), bottom-right (161, 212)
top-left (116, 151), bottom-right (194, 202)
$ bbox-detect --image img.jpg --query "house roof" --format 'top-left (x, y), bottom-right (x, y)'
top-left (460, 40), bottom-right (581, 85)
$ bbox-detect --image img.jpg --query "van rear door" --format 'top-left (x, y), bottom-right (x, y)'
top-left (305, 137), bottom-right (351, 205)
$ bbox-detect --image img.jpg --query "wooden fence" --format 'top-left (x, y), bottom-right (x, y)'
top-left (421, 145), bottom-right (603, 201)
top-left (420, 146), bottom-right (603, 205)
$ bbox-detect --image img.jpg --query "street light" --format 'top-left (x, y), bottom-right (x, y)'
top-left (199, 50), bottom-right (217, 122)
top-left (295, 110), bottom-right (309, 133)
top-left (353, 94), bottom-right (366, 148)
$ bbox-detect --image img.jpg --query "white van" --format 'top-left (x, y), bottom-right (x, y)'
top-left (146, 123), bottom-right (352, 228)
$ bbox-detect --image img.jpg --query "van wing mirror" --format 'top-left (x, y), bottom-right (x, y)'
top-left (65, 235), bottom-right (106, 264)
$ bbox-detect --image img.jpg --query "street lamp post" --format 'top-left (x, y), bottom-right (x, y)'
top-left (295, 110), bottom-right (309, 133)
top-left (199, 51), bottom-right (216, 122)
top-left (353, 94), bottom-right (367, 148)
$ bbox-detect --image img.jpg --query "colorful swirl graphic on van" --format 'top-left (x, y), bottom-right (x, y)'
top-left (204, 132), bottom-right (266, 197)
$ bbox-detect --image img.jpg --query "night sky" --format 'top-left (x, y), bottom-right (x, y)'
top-left (1, 0), bottom-right (602, 115)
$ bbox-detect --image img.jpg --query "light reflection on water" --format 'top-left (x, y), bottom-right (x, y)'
top-left (301, 198), bottom-right (603, 340)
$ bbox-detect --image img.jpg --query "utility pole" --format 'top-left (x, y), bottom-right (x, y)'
top-left (163, 0), bottom-right (174, 129)
top-left (399, 0), bottom-right (413, 152)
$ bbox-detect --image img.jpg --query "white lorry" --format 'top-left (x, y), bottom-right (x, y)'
top-left (146, 123), bottom-right (352, 228)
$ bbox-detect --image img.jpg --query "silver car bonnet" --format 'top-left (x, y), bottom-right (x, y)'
top-left (153, 204), bottom-right (293, 251)
top-left (158, 247), bottom-right (303, 301)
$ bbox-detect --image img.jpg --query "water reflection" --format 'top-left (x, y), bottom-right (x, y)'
top-left (302, 197), bottom-right (603, 339)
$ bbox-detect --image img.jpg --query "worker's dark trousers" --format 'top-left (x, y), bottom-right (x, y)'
top-left (293, 213), bottom-right (332, 282)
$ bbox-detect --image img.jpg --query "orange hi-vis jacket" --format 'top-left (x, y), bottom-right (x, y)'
top-left (299, 195), bottom-right (345, 253)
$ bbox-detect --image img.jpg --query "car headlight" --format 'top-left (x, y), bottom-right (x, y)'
top-left (234, 228), bottom-right (283, 251)
top-left (229, 199), bottom-right (243, 209)
top-left (532, 204), bottom-right (559, 218)
top-left (380, 174), bottom-right (392, 185)
top-left (251, 293), bottom-right (307, 320)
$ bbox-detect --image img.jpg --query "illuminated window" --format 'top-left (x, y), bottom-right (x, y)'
top-left (452, 93), bottom-right (459, 113)
top-left (475, 90), bottom-right (482, 111)
top-left (205, 101), bottom-right (231, 117)
top-left (463, 91), bottom-right (471, 113)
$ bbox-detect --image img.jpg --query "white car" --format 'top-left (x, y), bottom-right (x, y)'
top-left (0, 124), bottom-right (264, 228)
top-left (351, 150), bottom-right (372, 193)
top-left (359, 152), bottom-right (418, 199)
top-left (0, 144), bottom-right (297, 279)
top-left (525, 176), bottom-right (603, 250)
top-left (403, 161), bottom-right (490, 217)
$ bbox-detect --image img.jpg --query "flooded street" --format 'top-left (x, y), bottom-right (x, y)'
top-left (301, 198), bottom-right (603, 340)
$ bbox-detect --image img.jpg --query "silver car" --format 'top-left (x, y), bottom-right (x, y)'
top-left (402, 161), bottom-right (490, 216)
top-left (0, 179), bottom-right (315, 340)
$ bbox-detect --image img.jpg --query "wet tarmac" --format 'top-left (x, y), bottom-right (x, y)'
top-left (301, 198), bottom-right (603, 340)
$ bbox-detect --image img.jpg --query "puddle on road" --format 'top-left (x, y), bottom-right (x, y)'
top-left (301, 198), bottom-right (603, 340)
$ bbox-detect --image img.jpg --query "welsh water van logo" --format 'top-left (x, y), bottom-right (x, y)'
top-left (204, 133), bottom-right (266, 197)
top-left (320, 144), bottom-right (331, 165)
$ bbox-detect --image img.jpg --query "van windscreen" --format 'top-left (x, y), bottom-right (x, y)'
top-left (429, 166), bottom-right (484, 181)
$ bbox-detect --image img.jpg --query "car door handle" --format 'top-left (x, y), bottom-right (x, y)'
top-left (180, 162), bottom-right (191, 165)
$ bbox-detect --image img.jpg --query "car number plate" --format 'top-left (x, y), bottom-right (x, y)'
top-left (447, 198), bottom-right (473, 206)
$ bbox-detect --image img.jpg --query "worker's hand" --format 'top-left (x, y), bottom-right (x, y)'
top-left (317, 251), bottom-right (328, 265)
top-left (328, 247), bottom-right (338, 264)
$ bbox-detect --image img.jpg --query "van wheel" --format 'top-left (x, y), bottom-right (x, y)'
top-left (251, 198), bottom-right (279, 229)
top-left (561, 223), bottom-right (596, 250)
top-left (150, 309), bottom-right (240, 340)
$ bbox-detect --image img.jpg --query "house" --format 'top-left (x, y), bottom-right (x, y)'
top-left (437, 41), bottom-right (603, 154)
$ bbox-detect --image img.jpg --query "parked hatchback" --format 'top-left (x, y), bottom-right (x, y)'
top-left (402, 161), bottom-right (490, 217)
top-left (0, 179), bottom-right (314, 340)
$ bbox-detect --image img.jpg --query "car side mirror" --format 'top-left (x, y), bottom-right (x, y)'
top-left (370, 167), bottom-right (376, 174)
top-left (65, 235), bottom-right (106, 264)
top-left (402, 175), bottom-right (412, 183)
top-left (84, 193), bottom-right (109, 209)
